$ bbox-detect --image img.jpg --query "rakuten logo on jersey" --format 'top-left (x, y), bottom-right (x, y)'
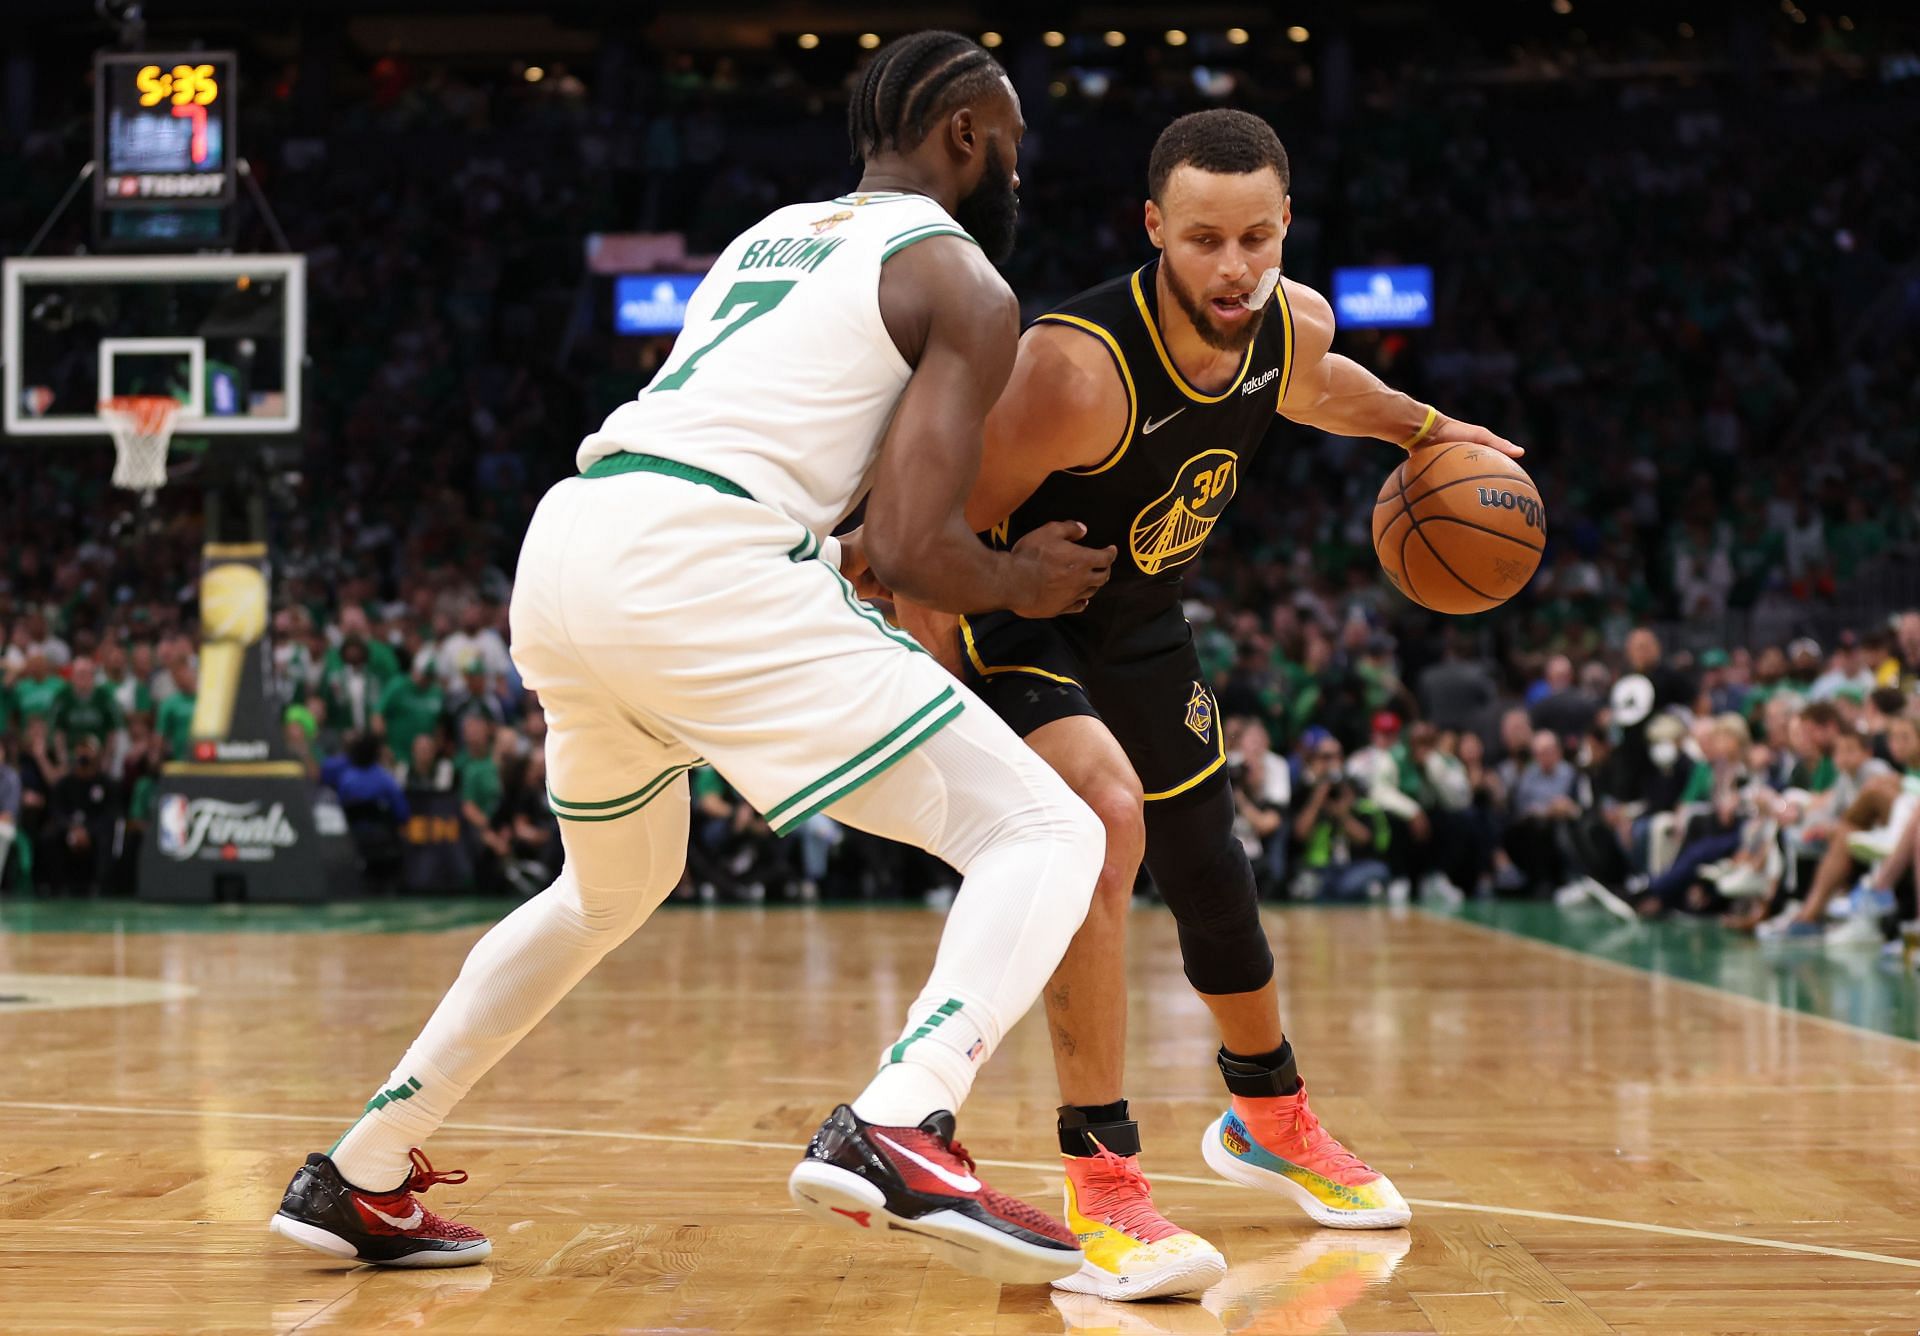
top-left (157, 796), bottom-right (298, 862)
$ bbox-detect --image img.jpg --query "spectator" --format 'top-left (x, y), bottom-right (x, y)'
top-left (1228, 719), bottom-right (1290, 894)
top-left (52, 656), bottom-right (124, 753)
top-left (439, 601), bottom-right (512, 691)
top-left (1416, 633), bottom-right (1496, 733)
top-left (1290, 735), bottom-right (1389, 901)
top-left (321, 731), bottom-right (412, 892)
top-left (47, 737), bottom-right (122, 895)
top-left (446, 657), bottom-right (511, 728)
top-left (320, 636), bottom-right (382, 739)
top-left (0, 737), bottom-right (21, 888)
top-left (378, 650), bottom-right (449, 764)
top-left (156, 661), bottom-right (198, 761)
top-left (1503, 730), bottom-right (1590, 893)
top-left (454, 714), bottom-right (505, 881)
top-left (402, 732), bottom-right (457, 791)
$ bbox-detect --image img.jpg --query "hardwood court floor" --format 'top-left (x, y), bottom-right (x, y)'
top-left (4, 901), bottom-right (1920, 1334)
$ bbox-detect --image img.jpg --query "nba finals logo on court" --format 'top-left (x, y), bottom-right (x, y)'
top-left (810, 209), bottom-right (854, 234)
top-left (1184, 683), bottom-right (1214, 743)
top-left (1130, 449), bottom-right (1238, 575)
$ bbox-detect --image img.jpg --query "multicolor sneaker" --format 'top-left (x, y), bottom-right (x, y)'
top-left (1201, 1084), bottom-right (1410, 1229)
top-left (788, 1104), bottom-right (1081, 1284)
top-left (1053, 1142), bottom-right (1226, 1301)
top-left (269, 1148), bottom-right (491, 1266)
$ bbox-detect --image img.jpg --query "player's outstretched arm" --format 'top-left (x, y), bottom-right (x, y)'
top-left (865, 238), bottom-right (1115, 617)
top-left (1276, 280), bottom-right (1522, 458)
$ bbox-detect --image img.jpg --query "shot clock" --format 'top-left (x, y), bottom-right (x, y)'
top-left (94, 51), bottom-right (237, 209)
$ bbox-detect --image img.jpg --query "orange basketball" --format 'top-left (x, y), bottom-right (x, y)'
top-left (1372, 442), bottom-right (1544, 615)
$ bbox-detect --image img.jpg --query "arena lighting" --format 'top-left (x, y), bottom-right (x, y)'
top-left (981, 31), bottom-right (1003, 48)
top-left (1839, 15), bottom-right (1854, 30)
top-left (797, 32), bottom-right (819, 49)
top-left (523, 65), bottom-right (544, 82)
top-left (1043, 30), bottom-right (1065, 47)
top-left (1226, 27), bottom-right (1251, 45)
top-left (1165, 29), bottom-right (1188, 46)
top-left (1104, 30), bottom-right (1126, 47)
top-left (858, 32), bottom-right (880, 49)
top-left (1551, 0), bottom-right (1572, 13)
top-left (1048, 79), bottom-right (1069, 97)
top-left (1678, 21), bottom-right (1695, 38)
top-left (1287, 25), bottom-right (1310, 42)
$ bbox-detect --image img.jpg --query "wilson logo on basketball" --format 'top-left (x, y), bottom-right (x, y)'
top-left (1475, 487), bottom-right (1544, 533)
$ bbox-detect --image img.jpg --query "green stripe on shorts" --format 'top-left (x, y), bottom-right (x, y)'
top-left (549, 763), bottom-right (694, 822)
top-left (765, 687), bottom-right (964, 835)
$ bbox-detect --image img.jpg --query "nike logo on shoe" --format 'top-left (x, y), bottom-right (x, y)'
top-left (1142, 408), bottom-right (1187, 434)
top-left (875, 1132), bottom-right (981, 1192)
top-left (363, 1201), bottom-right (425, 1230)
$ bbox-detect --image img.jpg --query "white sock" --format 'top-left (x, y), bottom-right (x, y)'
top-left (329, 798), bottom-right (685, 1189)
top-left (829, 710), bottom-right (1103, 1128)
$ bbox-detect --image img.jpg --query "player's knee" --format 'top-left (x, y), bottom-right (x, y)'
top-left (1079, 775), bottom-right (1145, 898)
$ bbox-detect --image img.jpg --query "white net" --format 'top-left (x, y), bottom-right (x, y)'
top-left (100, 395), bottom-right (181, 497)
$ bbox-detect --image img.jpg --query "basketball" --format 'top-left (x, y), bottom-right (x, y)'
top-left (1372, 442), bottom-right (1545, 615)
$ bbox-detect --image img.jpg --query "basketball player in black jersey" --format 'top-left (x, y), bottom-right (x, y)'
top-left (899, 110), bottom-right (1522, 1301)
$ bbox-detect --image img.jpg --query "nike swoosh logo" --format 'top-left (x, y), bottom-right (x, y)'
top-left (365, 1201), bottom-right (424, 1230)
top-left (1141, 408), bottom-right (1187, 434)
top-left (874, 1132), bottom-right (981, 1193)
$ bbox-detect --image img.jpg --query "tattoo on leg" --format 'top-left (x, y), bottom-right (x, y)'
top-left (1054, 1025), bottom-right (1077, 1056)
top-left (1049, 983), bottom-right (1070, 1011)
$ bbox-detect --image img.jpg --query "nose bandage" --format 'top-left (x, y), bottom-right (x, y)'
top-left (1239, 267), bottom-right (1280, 310)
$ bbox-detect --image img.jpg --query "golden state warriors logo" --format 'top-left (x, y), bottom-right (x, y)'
top-left (1130, 449), bottom-right (1237, 575)
top-left (810, 209), bottom-right (854, 234)
top-left (1184, 682), bottom-right (1214, 743)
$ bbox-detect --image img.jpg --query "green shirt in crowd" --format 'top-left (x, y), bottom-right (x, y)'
top-left (458, 750), bottom-right (502, 820)
top-left (157, 693), bottom-right (197, 760)
top-left (52, 684), bottom-right (124, 747)
top-left (378, 675), bottom-right (446, 760)
top-left (10, 673), bottom-right (68, 721)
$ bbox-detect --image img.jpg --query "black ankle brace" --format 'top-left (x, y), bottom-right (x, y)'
top-left (1057, 1101), bottom-right (1142, 1157)
top-left (1217, 1040), bottom-right (1301, 1097)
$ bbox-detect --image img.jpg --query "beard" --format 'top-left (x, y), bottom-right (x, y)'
top-left (954, 141), bottom-right (1019, 267)
top-left (1161, 256), bottom-right (1268, 352)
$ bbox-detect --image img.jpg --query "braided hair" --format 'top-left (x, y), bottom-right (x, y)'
top-left (847, 31), bottom-right (1004, 164)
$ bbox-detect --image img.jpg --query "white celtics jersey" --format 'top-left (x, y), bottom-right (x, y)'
top-left (578, 191), bottom-right (975, 535)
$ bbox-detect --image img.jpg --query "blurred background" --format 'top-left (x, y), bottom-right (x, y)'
top-left (3, 1), bottom-right (1919, 938)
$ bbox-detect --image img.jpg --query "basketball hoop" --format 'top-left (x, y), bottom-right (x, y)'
top-left (99, 394), bottom-right (180, 500)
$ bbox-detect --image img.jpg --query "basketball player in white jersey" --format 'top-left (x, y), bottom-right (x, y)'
top-left (269, 32), bottom-right (1116, 1285)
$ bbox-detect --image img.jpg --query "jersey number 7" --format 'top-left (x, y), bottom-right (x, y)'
top-left (649, 280), bottom-right (797, 392)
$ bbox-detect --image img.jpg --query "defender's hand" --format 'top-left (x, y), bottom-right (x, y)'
top-left (837, 528), bottom-right (891, 602)
top-left (1008, 521), bottom-right (1115, 618)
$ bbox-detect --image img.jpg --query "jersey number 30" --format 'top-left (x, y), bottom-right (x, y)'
top-left (649, 280), bottom-right (797, 392)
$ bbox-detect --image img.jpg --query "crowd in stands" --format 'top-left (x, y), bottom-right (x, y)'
top-left (1, 20), bottom-right (1917, 933)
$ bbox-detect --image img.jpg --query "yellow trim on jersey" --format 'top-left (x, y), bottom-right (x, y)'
top-left (1031, 313), bottom-right (1137, 478)
top-left (1130, 268), bottom-right (1255, 404)
top-left (958, 615), bottom-right (1084, 688)
top-left (1141, 719), bottom-right (1228, 802)
top-left (1274, 279), bottom-right (1297, 405)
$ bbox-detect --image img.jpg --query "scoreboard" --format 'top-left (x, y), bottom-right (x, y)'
top-left (94, 51), bottom-right (237, 209)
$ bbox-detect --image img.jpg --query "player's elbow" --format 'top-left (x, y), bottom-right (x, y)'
top-left (861, 519), bottom-right (939, 604)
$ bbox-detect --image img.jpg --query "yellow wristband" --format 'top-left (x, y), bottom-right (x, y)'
top-left (1399, 406), bottom-right (1439, 451)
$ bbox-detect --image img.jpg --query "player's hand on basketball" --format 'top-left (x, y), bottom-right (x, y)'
top-left (1009, 520), bottom-right (1116, 618)
top-left (1429, 416), bottom-right (1523, 459)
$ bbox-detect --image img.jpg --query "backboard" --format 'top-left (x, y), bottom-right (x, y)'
top-left (3, 254), bottom-right (304, 438)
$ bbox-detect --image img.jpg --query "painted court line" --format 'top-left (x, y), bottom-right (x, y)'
top-left (6, 1097), bottom-right (1918, 1273)
top-left (1424, 909), bottom-right (1920, 1051)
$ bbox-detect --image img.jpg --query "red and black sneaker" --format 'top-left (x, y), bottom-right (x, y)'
top-left (268, 1147), bottom-right (491, 1268)
top-left (788, 1104), bottom-right (1081, 1284)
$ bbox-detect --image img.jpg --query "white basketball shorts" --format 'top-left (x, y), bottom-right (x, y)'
top-left (509, 453), bottom-right (974, 835)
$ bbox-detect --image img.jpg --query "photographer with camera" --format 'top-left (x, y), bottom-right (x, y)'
top-left (1289, 730), bottom-right (1390, 901)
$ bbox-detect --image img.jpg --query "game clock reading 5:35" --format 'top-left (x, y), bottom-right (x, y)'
top-left (94, 50), bottom-right (238, 209)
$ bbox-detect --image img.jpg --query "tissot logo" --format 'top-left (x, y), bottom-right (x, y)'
top-left (157, 796), bottom-right (298, 861)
